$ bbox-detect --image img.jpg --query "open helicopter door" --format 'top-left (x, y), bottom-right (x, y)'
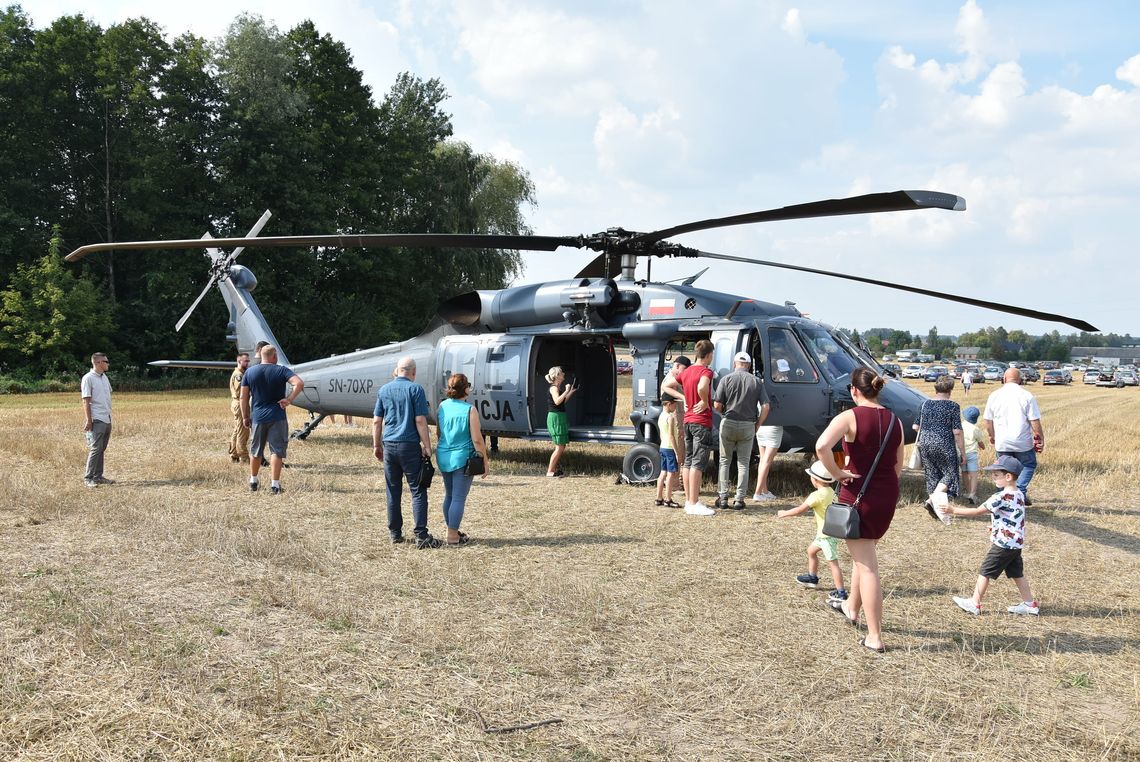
top-left (475, 337), bottom-right (533, 435)
top-left (760, 324), bottom-right (830, 452)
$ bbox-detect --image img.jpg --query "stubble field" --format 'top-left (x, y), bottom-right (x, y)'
top-left (0, 379), bottom-right (1137, 760)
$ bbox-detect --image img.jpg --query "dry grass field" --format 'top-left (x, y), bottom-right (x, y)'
top-left (0, 379), bottom-right (1137, 760)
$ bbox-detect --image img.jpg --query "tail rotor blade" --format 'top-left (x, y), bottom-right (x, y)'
top-left (175, 279), bottom-right (217, 332)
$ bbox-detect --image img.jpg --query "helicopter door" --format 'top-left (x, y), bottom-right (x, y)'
top-left (438, 336), bottom-right (479, 406)
top-left (762, 326), bottom-right (828, 448)
top-left (476, 337), bottom-right (532, 435)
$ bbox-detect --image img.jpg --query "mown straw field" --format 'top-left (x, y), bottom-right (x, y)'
top-left (0, 379), bottom-right (1136, 760)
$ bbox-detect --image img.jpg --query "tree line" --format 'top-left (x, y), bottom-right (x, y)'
top-left (850, 326), bottom-right (1136, 363)
top-left (0, 7), bottom-right (534, 379)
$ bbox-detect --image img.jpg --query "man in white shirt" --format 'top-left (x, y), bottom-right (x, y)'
top-left (81, 352), bottom-right (114, 487)
top-left (982, 368), bottom-right (1044, 505)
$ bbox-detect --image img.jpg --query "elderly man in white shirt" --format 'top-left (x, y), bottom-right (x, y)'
top-left (982, 368), bottom-right (1044, 505)
top-left (81, 352), bottom-right (114, 487)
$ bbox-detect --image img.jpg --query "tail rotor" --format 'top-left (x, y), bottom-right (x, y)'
top-left (174, 210), bottom-right (272, 332)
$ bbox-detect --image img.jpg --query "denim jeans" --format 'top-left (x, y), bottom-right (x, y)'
top-left (441, 468), bottom-right (473, 530)
top-left (997, 448), bottom-right (1037, 499)
top-left (718, 418), bottom-right (755, 500)
top-left (383, 441), bottom-right (429, 539)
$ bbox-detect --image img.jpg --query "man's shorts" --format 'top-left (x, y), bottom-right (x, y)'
top-left (683, 423), bottom-right (714, 471)
top-left (250, 419), bottom-right (289, 460)
top-left (659, 447), bottom-right (678, 474)
top-left (813, 533), bottom-right (840, 562)
top-left (980, 544), bottom-right (1024, 580)
top-left (964, 451), bottom-right (979, 473)
top-left (756, 425), bottom-right (783, 449)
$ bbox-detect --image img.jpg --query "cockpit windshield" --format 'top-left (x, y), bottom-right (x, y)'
top-left (796, 325), bottom-right (861, 382)
top-left (830, 330), bottom-right (881, 373)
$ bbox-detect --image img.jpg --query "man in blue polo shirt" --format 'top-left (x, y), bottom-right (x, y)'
top-left (373, 356), bottom-right (440, 548)
top-left (240, 344), bottom-right (304, 495)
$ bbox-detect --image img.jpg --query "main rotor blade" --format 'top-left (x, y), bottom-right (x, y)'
top-left (631, 190), bottom-right (965, 246)
top-left (66, 233), bottom-right (581, 261)
top-left (692, 249), bottom-right (1098, 332)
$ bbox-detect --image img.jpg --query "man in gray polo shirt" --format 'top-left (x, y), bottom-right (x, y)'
top-left (81, 352), bottom-right (114, 487)
top-left (713, 351), bottom-right (770, 509)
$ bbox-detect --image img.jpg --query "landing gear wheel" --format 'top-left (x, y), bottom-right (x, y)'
top-left (622, 443), bottom-right (661, 485)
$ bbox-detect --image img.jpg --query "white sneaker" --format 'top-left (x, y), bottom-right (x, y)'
top-left (952, 596), bottom-right (980, 615)
top-left (931, 493), bottom-right (952, 525)
top-left (684, 503), bottom-right (716, 516)
top-left (752, 491), bottom-right (776, 502)
top-left (1007, 601), bottom-right (1040, 616)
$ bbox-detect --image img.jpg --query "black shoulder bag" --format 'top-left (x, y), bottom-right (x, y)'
top-left (822, 412), bottom-right (898, 540)
top-left (416, 454), bottom-right (435, 490)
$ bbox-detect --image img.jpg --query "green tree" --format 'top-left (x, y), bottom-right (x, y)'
top-left (0, 227), bottom-right (114, 375)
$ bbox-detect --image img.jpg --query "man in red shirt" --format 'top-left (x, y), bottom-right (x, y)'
top-left (679, 340), bottom-right (716, 515)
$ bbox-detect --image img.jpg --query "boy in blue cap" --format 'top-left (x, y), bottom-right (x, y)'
top-left (961, 406), bottom-right (987, 504)
top-left (947, 455), bottom-right (1039, 615)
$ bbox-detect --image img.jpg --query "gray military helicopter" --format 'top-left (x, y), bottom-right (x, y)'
top-left (67, 190), bottom-right (1097, 483)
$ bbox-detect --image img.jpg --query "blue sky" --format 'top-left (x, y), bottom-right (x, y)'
top-left (26, 1), bottom-right (1140, 336)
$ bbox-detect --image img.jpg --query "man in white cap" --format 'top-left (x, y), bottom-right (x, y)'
top-left (712, 351), bottom-right (770, 509)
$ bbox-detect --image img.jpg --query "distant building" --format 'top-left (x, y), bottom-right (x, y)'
top-left (1071, 346), bottom-right (1140, 365)
top-left (955, 346), bottom-right (982, 361)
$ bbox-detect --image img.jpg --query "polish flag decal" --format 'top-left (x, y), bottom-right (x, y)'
top-left (648, 298), bottom-right (675, 316)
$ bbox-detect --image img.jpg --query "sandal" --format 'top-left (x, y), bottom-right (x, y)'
top-left (826, 598), bottom-right (859, 626)
top-left (664, 500), bottom-right (682, 508)
top-left (858, 637), bottom-right (886, 653)
top-left (447, 532), bottom-right (471, 546)
top-left (655, 498), bottom-right (666, 506)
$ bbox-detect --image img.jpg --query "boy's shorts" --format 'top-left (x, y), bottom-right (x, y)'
top-left (980, 544), bottom-right (1024, 579)
top-left (812, 534), bottom-right (840, 562)
top-left (659, 447), bottom-right (678, 473)
top-left (964, 452), bottom-right (979, 473)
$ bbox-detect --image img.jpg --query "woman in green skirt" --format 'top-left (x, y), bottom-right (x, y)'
top-left (545, 366), bottom-right (578, 477)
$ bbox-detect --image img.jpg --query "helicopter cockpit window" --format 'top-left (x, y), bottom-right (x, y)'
top-left (831, 330), bottom-right (879, 373)
top-left (767, 327), bottom-right (818, 384)
top-left (484, 342), bottom-right (521, 391)
top-left (798, 325), bottom-right (859, 381)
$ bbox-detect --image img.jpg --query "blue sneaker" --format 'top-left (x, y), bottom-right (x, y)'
top-left (827, 588), bottom-right (849, 602)
top-left (795, 573), bottom-right (819, 588)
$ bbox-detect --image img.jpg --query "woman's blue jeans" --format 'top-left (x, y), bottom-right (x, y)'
top-left (441, 468), bottom-right (473, 530)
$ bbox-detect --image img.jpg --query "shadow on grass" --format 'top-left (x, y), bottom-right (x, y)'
top-left (888, 626), bottom-right (1139, 655)
top-left (476, 533), bottom-right (641, 549)
top-left (883, 585), bottom-right (957, 600)
top-left (1035, 499), bottom-right (1140, 517)
top-left (1034, 512), bottom-right (1139, 555)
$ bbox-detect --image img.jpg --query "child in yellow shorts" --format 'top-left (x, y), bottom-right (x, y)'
top-left (777, 460), bottom-right (847, 601)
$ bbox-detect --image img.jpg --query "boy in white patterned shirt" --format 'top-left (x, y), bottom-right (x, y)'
top-left (947, 455), bottom-right (1039, 615)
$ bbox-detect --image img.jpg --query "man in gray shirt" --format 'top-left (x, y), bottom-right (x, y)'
top-left (713, 351), bottom-right (770, 509)
top-left (81, 352), bottom-right (114, 487)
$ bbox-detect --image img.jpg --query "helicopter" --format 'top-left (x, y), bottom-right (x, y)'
top-left (66, 190), bottom-right (1097, 484)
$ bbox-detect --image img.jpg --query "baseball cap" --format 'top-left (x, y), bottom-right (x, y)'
top-left (982, 455), bottom-right (1023, 477)
top-left (734, 351), bottom-right (752, 364)
top-left (804, 460), bottom-right (835, 483)
top-left (963, 406), bottom-right (980, 424)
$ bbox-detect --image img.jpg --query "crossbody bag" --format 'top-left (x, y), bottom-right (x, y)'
top-left (822, 411), bottom-right (898, 540)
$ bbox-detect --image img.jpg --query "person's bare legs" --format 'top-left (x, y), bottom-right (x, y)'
top-left (755, 445), bottom-right (778, 494)
top-left (1012, 575), bottom-right (1033, 603)
top-left (842, 550), bottom-right (862, 621)
top-left (270, 453), bottom-right (283, 481)
top-left (969, 575), bottom-right (991, 606)
top-left (685, 467), bottom-right (703, 505)
top-left (250, 455), bottom-right (262, 478)
top-left (827, 559), bottom-right (845, 591)
top-left (806, 542), bottom-right (820, 576)
top-left (965, 471), bottom-right (978, 500)
top-left (846, 538), bottom-right (884, 648)
top-left (547, 444), bottom-right (566, 475)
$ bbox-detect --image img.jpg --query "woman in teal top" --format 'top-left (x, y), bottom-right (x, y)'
top-left (435, 374), bottom-right (488, 545)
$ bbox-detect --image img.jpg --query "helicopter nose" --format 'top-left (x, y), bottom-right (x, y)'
top-left (882, 380), bottom-right (926, 429)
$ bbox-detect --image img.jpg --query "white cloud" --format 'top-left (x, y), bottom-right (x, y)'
top-left (1117, 53), bottom-right (1140, 87)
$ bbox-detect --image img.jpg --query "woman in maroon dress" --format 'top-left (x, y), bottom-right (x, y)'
top-left (815, 367), bottom-right (905, 652)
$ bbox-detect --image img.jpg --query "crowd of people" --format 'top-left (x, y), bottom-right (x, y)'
top-left (80, 348), bottom-right (1047, 644)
